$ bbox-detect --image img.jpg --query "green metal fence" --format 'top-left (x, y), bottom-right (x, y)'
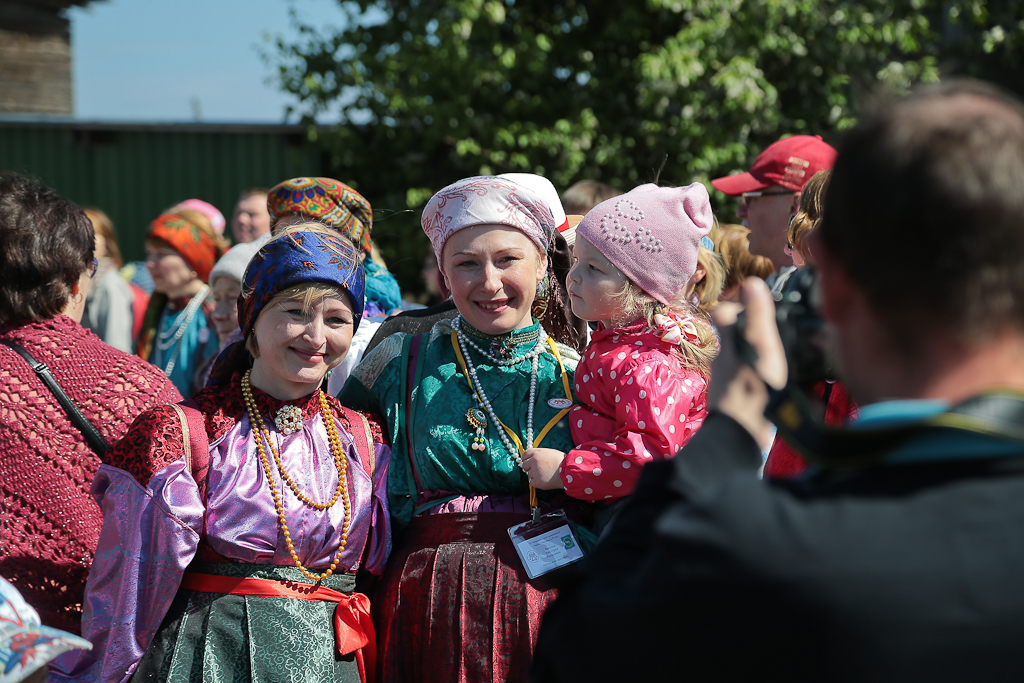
top-left (0, 119), bottom-right (327, 261)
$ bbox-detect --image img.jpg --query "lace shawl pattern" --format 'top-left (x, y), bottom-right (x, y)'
top-left (0, 316), bottom-right (181, 633)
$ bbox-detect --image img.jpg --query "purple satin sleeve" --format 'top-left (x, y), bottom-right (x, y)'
top-left (50, 461), bottom-right (203, 683)
top-left (362, 441), bottom-right (392, 574)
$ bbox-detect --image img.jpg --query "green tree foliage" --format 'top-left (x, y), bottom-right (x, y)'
top-left (273, 0), bottom-right (1023, 292)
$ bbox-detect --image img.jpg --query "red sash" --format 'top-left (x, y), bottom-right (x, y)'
top-left (180, 572), bottom-right (376, 683)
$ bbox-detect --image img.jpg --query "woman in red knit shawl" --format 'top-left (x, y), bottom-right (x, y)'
top-left (0, 173), bottom-right (181, 633)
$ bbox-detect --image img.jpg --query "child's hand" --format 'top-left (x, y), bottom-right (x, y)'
top-left (521, 448), bottom-right (566, 490)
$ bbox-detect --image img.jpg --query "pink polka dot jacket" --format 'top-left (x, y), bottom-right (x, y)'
top-left (562, 321), bottom-right (709, 502)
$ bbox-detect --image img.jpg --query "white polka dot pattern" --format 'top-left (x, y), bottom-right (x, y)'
top-left (558, 322), bottom-right (711, 502)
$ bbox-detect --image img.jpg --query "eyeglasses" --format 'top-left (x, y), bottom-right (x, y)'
top-left (87, 258), bottom-right (99, 279)
top-left (740, 190), bottom-right (794, 205)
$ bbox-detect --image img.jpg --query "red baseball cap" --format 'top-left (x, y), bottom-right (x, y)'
top-left (711, 135), bottom-right (838, 195)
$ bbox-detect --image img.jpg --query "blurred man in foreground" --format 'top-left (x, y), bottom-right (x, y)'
top-left (534, 79), bottom-right (1024, 682)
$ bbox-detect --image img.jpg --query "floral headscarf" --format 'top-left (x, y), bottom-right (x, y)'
top-left (420, 176), bottom-right (555, 262)
top-left (267, 178), bottom-right (374, 255)
top-left (148, 213), bottom-right (220, 283)
top-left (238, 230), bottom-right (366, 337)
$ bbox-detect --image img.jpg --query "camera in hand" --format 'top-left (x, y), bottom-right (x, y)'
top-left (736, 267), bottom-right (835, 385)
top-left (772, 267), bottom-right (835, 384)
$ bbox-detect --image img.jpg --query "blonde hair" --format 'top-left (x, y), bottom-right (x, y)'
top-left (83, 207), bottom-right (123, 268)
top-left (244, 223), bottom-right (359, 358)
top-left (694, 244), bottom-right (726, 312)
top-left (714, 223), bottom-right (775, 290)
top-left (610, 279), bottom-right (718, 377)
top-left (788, 169), bottom-right (831, 264)
top-left (245, 283), bottom-right (348, 358)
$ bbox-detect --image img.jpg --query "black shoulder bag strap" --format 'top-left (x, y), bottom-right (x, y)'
top-left (0, 339), bottom-right (109, 457)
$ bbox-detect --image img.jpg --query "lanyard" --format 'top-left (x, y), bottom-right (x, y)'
top-left (451, 333), bottom-right (572, 508)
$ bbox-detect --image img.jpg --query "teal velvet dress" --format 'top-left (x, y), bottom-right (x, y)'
top-left (340, 316), bottom-right (590, 683)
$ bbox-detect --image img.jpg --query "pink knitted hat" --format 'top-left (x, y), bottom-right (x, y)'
top-left (422, 176), bottom-right (555, 262)
top-left (576, 182), bottom-right (713, 305)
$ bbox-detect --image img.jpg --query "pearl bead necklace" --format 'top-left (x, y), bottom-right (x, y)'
top-left (454, 316), bottom-right (548, 367)
top-left (158, 284), bottom-right (210, 378)
top-left (454, 320), bottom-right (544, 469)
top-left (241, 370), bottom-right (350, 582)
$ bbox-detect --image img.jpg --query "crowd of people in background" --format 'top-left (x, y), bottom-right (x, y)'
top-left (4, 77), bottom-right (1024, 683)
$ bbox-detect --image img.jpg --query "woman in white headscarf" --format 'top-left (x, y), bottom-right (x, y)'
top-left (341, 176), bottom-right (593, 683)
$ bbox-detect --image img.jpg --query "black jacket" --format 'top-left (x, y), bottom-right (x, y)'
top-left (533, 411), bottom-right (1024, 682)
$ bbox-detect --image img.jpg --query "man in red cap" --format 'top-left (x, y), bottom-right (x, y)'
top-left (711, 135), bottom-right (836, 288)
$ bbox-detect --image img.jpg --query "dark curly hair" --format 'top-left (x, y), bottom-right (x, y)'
top-left (0, 173), bottom-right (94, 325)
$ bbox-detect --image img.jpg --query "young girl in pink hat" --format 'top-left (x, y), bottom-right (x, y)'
top-left (522, 182), bottom-right (718, 506)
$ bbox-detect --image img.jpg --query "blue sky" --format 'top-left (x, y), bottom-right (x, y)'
top-left (69, 0), bottom-right (347, 122)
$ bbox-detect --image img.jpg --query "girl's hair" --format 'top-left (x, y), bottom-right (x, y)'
top-left (83, 207), bottom-right (123, 268)
top-left (610, 279), bottom-right (718, 376)
top-left (713, 223), bottom-right (775, 290)
top-left (693, 244), bottom-right (726, 312)
top-left (788, 169), bottom-right (831, 264)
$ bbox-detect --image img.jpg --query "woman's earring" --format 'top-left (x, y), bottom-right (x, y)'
top-left (532, 274), bottom-right (550, 320)
top-left (535, 274), bottom-right (550, 300)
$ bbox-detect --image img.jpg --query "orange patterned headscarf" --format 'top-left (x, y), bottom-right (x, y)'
top-left (148, 213), bottom-right (219, 283)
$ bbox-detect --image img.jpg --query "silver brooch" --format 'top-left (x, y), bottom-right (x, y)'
top-left (274, 405), bottom-right (303, 435)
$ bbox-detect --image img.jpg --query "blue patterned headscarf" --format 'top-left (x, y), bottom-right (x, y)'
top-left (239, 229), bottom-right (366, 336)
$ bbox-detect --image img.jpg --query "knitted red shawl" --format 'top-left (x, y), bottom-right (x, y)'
top-left (0, 316), bottom-right (181, 633)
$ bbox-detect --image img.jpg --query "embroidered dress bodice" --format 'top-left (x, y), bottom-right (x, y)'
top-left (342, 317), bottom-right (580, 526)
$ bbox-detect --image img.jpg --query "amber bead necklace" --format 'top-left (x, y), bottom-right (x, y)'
top-left (241, 369), bottom-right (350, 582)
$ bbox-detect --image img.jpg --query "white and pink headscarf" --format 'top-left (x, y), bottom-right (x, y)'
top-left (421, 176), bottom-right (556, 262)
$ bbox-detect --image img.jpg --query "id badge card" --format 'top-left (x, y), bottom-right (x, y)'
top-left (508, 509), bottom-right (584, 579)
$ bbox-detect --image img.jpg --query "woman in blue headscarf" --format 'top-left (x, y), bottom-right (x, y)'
top-left (266, 177), bottom-right (404, 394)
top-left (55, 226), bottom-right (391, 683)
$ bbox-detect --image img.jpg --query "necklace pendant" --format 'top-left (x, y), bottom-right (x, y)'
top-left (467, 406), bottom-right (488, 452)
top-left (275, 405), bottom-right (304, 435)
top-left (490, 338), bottom-right (511, 361)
